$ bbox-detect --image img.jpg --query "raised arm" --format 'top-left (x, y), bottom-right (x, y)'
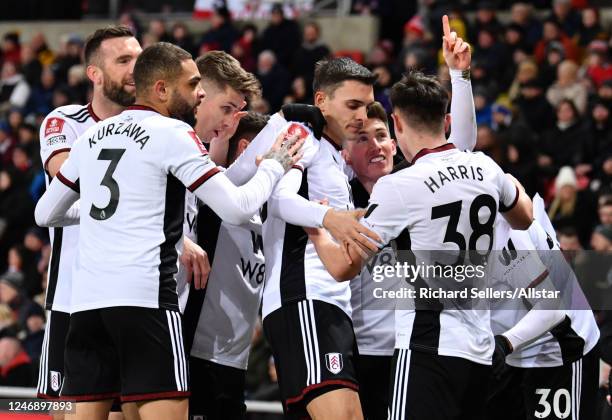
top-left (442, 14), bottom-right (476, 152)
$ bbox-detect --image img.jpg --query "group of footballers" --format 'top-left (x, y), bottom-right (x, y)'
top-left (29, 13), bottom-right (605, 420)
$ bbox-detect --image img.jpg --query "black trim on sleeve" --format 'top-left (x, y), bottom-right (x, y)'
top-left (188, 168), bottom-right (221, 193)
top-left (499, 185), bottom-right (519, 213)
top-left (44, 148), bottom-right (71, 175)
top-left (56, 171), bottom-right (80, 193)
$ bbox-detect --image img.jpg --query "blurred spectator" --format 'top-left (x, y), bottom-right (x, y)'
top-left (1, 33), bottom-right (21, 66)
top-left (475, 125), bottom-right (506, 166)
top-left (0, 329), bottom-right (34, 387)
top-left (29, 33), bottom-right (54, 68)
top-left (0, 169), bottom-right (34, 269)
top-left (283, 76), bottom-right (312, 105)
top-left (260, 3), bottom-right (301, 68)
top-left (598, 194), bottom-right (612, 226)
top-left (548, 0), bottom-right (581, 38)
top-left (199, 5), bottom-right (240, 54)
top-left (118, 13), bottom-right (142, 40)
top-left (534, 20), bottom-right (578, 64)
top-left (11, 145), bottom-right (35, 185)
top-left (577, 7), bottom-right (607, 49)
top-left (51, 85), bottom-right (72, 109)
top-left (504, 23), bottom-right (530, 59)
top-left (510, 2), bottom-right (542, 51)
top-left (473, 27), bottom-right (511, 89)
top-left (514, 78), bottom-right (555, 135)
top-left (470, 60), bottom-right (499, 104)
top-left (256, 50), bottom-right (290, 112)
top-left (232, 24), bottom-right (259, 73)
top-left (7, 110), bottom-right (22, 137)
top-left (250, 96), bottom-right (270, 115)
top-left (292, 21), bottom-right (330, 94)
top-left (474, 86), bottom-right (493, 127)
top-left (52, 34), bottom-right (83, 85)
top-left (398, 14), bottom-right (435, 74)
top-left (372, 65), bottom-right (393, 114)
top-left (587, 101), bottom-right (612, 174)
top-left (539, 40), bottom-right (566, 89)
top-left (8, 243), bottom-right (41, 299)
top-left (0, 62), bottom-right (30, 114)
top-left (20, 45), bottom-right (41, 87)
top-left (22, 303), bottom-right (44, 363)
top-left (540, 99), bottom-right (591, 175)
top-left (583, 41), bottom-right (612, 89)
top-left (66, 64), bottom-right (88, 104)
top-left (147, 18), bottom-right (171, 43)
top-left (25, 67), bottom-right (55, 117)
top-left (0, 122), bottom-right (15, 167)
top-left (171, 22), bottom-right (196, 56)
top-left (546, 60), bottom-right (588, 114)
top-left (0, 271), bottom-right (41, 331)
top-left (548, 166), bottom-right (597, 246)
top-left (470, 2), bottom-right (503, 43)
top-left (508, 59), bottom-right (539, 101)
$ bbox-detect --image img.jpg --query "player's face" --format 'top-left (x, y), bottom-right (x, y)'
top-left (98, 37), bottom-right (142, 107)
top-left (344, 118), bottom-right (396, 183)
top-left (194, 81), bottom-right (246, 140)
top-left (167, 60), bottom-right (205, 122)
top-left (317, 80), bottom-right (374, 142)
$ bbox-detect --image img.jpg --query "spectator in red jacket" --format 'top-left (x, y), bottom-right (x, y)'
top-left (0, 327), bottom-right (33, 387)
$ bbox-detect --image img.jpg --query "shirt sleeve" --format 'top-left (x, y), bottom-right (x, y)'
top-left (39, 111), bottom-right (80, 173)
top-left (268, 167), bottom-right (330, 228)
top-left (223, 113), bottom-right (288, 185)
top-left (491, 161), bottom-right (519, 213)
top-left (447, 69), bottom-right (477, 152)
top-left (360, 175), bottom-right (412, 247)
top-left (162, 124), bottom-right (222, 191)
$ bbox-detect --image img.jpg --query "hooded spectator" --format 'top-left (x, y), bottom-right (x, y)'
top-left (260, 3), bottom-right (301, 68)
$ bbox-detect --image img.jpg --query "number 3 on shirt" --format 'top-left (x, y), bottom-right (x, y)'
top-left (90, 148), bottom-right (125, 221)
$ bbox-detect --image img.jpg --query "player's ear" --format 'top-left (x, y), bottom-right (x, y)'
top-left (444, 113), bottom-right (451, 134)
top-left (237, 138), bottom-right (250, 155)
top-left (154, 80), bottom-right (169, 102)
top-left (314, 90), bottom-right (326, 110)
top-left (86, 64), bottom-right (101, 86)
top-left (391, 112), bottom-right (403, 136)
top-left (390, 138), bottom-right (397, 156)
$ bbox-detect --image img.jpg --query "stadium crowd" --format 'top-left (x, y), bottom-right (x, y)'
top-left (0, 0), bottom-right (610, 415)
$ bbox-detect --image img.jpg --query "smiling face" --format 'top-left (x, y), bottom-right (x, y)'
top-left (95, 36), bottom-right (142, 106)
top-left (344, 117), bottom-right (396, 185)
top-left (194, 80), bottom-right (246, 140)
top-left (316, 80), bottom-right (374, 142)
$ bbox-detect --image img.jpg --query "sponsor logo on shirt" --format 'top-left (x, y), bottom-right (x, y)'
top-left (325, 352), bottom-right (343, 374)
top-left (45, 118), bottom-right (65, 136)
top-left (46, 135), bottom-right (67, 146)
top-left (188, 130), bottom-right (208, 155)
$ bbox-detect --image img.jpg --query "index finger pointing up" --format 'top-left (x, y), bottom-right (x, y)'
top-left (442, 14), bottom-right (451, 38)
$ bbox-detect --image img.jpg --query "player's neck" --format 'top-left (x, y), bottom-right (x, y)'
top-left (401, 130), bottom-right (447, 163)
top-left (322, 128), bottom-right (342, 148)
top-left (133, 96), bottom-right (168, 117)
top-left (91, 93), bottom-right (126, 121)
top-left (357, 175), bottom-right (376, 195)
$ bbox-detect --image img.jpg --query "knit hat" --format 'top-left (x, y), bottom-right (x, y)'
top-left (555, 166), bottom-right (577, 192)
top-left (593, 224), bottom-right (612, 242)
top-left (0, 272), bottom-right (23, 291)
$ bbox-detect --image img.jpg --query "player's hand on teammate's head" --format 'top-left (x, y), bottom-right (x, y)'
top-left (442, 15), bottom-right (471, 71)
top-left (258, 126), bottom-right (306, 171)
top-left (281, 103), bottom-right (326, 140)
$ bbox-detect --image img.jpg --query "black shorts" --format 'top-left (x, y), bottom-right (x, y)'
top-left (189, 357), bottom-right (246, 420)
top-left (389, 349), bottom-right (491, 420)
top-left (37, 310), bottom-right (70, 398)
top-left (263, 299), bottom-right (359, 415)
top-left (522, 345), bottom-right (599, 420)
top-left (485, 365), bottom-right (526, 420)
top-left (354, 354), bottom-right (393, 420)
top-left (62, 307), bottom-right (190, 403)
top-left (486, 345), bottom-right (600, 420)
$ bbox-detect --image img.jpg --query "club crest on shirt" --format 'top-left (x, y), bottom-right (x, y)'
top-left (50, 370), bottom-right (62, 392)
top-left (45, 118), bottom-right (65, 137)
top-left (325, 352), bottom-right (343, 374)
